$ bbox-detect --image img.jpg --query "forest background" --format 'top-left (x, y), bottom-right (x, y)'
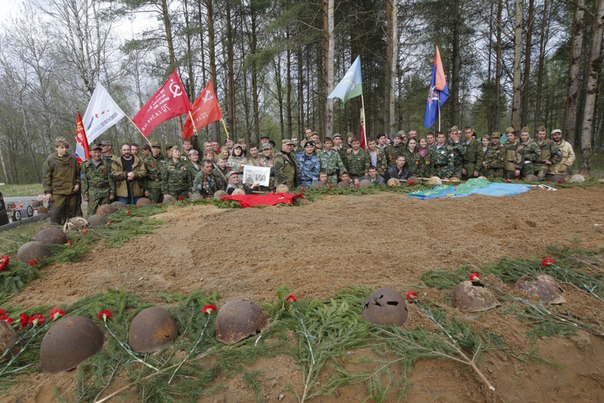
top-left (0, 0), bottom-right (602, 184)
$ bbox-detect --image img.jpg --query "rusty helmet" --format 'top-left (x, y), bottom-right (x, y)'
top-left (453, 281), bottom-right (500, 313)
top-left (162, 195), bottom-right (176, 203)
top-left (362, 288), bottom-right (408, 326)
top-left (407, 176), bottom-right (420, 184)
top-left (569, 174), bottom-right (585, 183)
top-left (337, 181), bottom-right (350, 188)
top-left (34, 226), bottom-right (67, 245)
top-left (358, 179), bottom-right (372, 188)
top-left (0, 320), bottom-right (17, 359)
top-left (231, 188), bottom-right (246, 195)
top-left (63, 217), bottom-right (89, 233)
top-left (190, 193), bottom-right (204, 201)
top-left (87, 214), bottom-right (107, 227)
top-left (216, 300), bottom-right (268, 344)
top-left (524, 174), bottom-right (538, 182)
top-left (547, 175), bottom-right (565, 184)
top-left (386, 178), bottom-right (401, 187)
top-left (97, 204), bottom-right (118, 216)
top-left (275, 184), bottom-right (289, 193)
top-left (135, 197), bottom-right (153, 207)
top-left (40, 316), bottom-right (104, 373)
top-left (428, 176), bottom-right (442, 185)
top-left (214, 190), bottom-right (227, 200)
top-left (16, 241), bottom-right (52, 263)
top-left (110, 201), bottom-right (127, 209)
top-left (128, 307), bottom-right (178, 353)
top-left (310, 182), bottom-right (324, 190)
top-left (515, 274), bottom-right (565, 304)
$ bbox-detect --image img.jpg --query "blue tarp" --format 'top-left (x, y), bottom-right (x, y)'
top-left (407, 179), bottom-right (531, 200)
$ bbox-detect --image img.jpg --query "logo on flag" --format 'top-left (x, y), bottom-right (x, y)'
top-left (183, 81), bottom-right (223, 139)
top-left (75, 112), bottom-right (90, 164)
top-left (327, 55), bottom-right (363, 104)
top-left (424, 46), bottom-right (449, 129)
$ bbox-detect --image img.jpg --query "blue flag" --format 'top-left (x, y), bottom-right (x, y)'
top-left (424, 47), bottom-right (449, 129)
top-left (327, 56), bottom-right (363, 104)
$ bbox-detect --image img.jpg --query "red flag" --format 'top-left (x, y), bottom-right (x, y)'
top-left (132, 71), bottom-right (191, 137)
top-left (183, 82), bottom-right (223, 139)
top-left (359, 110), bottom-right (367, 149)
top-left (75, 112), bottom-right (90, 164)
top-left (434, 46), bottom-right (447, 92)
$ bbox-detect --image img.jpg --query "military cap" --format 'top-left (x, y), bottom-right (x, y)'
top-left (100, 140), bottom-right (112, 146)
top-left (171, 145), bottom-right (182, 152)
top-left (304, 140), bottom-right (315, 147)
top-left (150, 141), bottom-right (161, 148)
top-left (505, 127), bottom-right (516, 134)
top-left (491, 131), bottom-right (501, 138)
top-left (90, 143), bottom-right (102, 151)
top-left (520, 126), bottom-right (530, 134)
top-left (551, 128), bottom-right (562, 135)
top-left (332, 133), bottom-right (342, 139)
top-left (227, 170), bottom-right (240, 178)
top-left (282, 139), bottom-right (295, 145)
top-left (233, 143), bottom-right (243, 149)
top-left (188, 149), bottom-right (199, 155)
top-left (261, 143), bottom-right (272, 150)
top-left (449, 126), bottom-right (459, 132)
top-left (537, 125), bottom-right (546, 132)
top-left (259, 133), bottom-right (270, 139)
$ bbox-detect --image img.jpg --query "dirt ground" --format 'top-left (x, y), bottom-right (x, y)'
top-left (3, 186), bottom-right (604, 402)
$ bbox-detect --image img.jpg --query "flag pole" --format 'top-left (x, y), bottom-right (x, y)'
top-left (360, 93), bottom-right (367, 146)
top-left (125, 115), bottom-right (152, 146)
top-left (437, 98), bottom-right (441, 133)
top-left (188, 111), bottom-right (198, 135)
top-left (220, 118), bottom-right (230, 139)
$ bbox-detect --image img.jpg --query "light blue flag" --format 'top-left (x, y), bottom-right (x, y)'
top-left (327, 56), bottom-right (363, 104)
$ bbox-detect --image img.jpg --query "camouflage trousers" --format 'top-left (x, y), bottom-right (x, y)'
top-left (504, 170), bottom-right (520, 180)
top-left (462, 162), bottom-right (477, 179)
top-left (147, 184), bottom-right (163, 203)
top-left (49, 193), bottom-right (80, 225)
top-left (87, 194), bottom-right (111, 216)
top-left (433, 164), bottom-right (451, 179)
top-left (326, 174), bottom-right (339, 186)
top-left (534, 164), bottom-right (548, 181)
top-left (520, 162), bottom-right (535, 178)
top-left (480, 167), bottom-right (503, 179)
top-left (167, 189), bottom-right (189, 199)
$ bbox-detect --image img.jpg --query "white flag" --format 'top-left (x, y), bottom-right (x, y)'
top-left (82, 83), bottom-right (126, 144)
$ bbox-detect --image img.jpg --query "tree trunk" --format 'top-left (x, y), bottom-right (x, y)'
top-left (494, 0), bottom-right (503, 134)
top-left (275, 54), bottom-right (285, 139)
top-left (286, 29), bottom-right (293, 138)
top-left (521, 0), bottom-right (534, 127)
top-left (580, 0), bottom-right (604, 174)
top-left (161, 0), bottom-right (176, 72)
top-left (297, 46), bottom-right (305, 136)
top-left (324, 0), bottom-right (334, 138)
top-left (205, 0), bottom-right (218, 141)
top-left (563, 0), bottom-right (586, 145)
top-left (183, 0), bottom-right (195, 100)
top-left (225, 0), bottom-right (236, 140)
top-left (450, 0), bottom-right (462, 126)
top-left (385, 0), bottom-right (397, 135)
top-left (250, 3), bottom-right (260, 143)
top-left (511, 0), bottom-right (523, 130)
top-left (534, 0), bottom-right (549, 127)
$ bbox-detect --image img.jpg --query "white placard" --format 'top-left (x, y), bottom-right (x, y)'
top-left (242, 165), bottom-right (270, 187)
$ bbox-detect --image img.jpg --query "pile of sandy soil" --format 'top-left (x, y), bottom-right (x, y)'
top-left (3, 186), bottom-right (603, 402)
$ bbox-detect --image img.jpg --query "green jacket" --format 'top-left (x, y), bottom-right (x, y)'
top-left (403, 149), bottom-right (421, 176)
top-left (463, 138), bottom-right (481, 165)
top-left (81, 159), bottom-right (114, 198)
top-left (161, 160), bottom-right (193, 195)
top-left (274, 151), bottom-right (298, 188)
top-left (502, 141), bottom-right (522, 171)
top-left (42, 153), bottom-right (80, 195)
top-left (111, 156), bottom-right (147, 198)
top-left (346, 149), bottom-right (370, 177)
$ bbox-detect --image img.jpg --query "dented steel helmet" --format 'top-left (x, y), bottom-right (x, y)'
top-left (0, 320), bottom-right (17, 359)
top-left (362, 288), bottom-right (408, 326)
top-left (40, 316), bottom-right (104, 373)
top-left (515, 274), bottom-right (565, 304)
top-left (453, 281), bottom-right (500, 313)
top-left (128, 307), bottom-right (179, 352)
top-left (63, 217), bottom-right (89, 233)
top-left (216, 300), bottom-right (268, 344)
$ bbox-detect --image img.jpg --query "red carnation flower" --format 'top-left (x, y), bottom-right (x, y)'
top-left (0, 255), bottom-right (9, 271)
top-left (97, 309), bottom-right (113, 321)
top-left (299, 187), bottom-right (305, 193)
top-left (0, 308), bottom-right (5, 315)
top-left (50, 309), bottom-right (66, 321)
top-left (19, 313), bottom-right (29, 328)
top-left (178, 196), bottom-right (185, 201)
top-left (353, 184), bottom-right (359, 188)
top-left (28, 260), bottom-right (38, 267)
top-left (0, 315), bottom-right (13, 325)
top-left (557, 179), bottom-right (563, 184)
top-left (469, 272), bottom-right (481, 282)
top-left (328, 186), bottom-right (334, 189)
top-left (28, 314), bottom-right (45, 327)
top-left (285, 294), bottom-right (298, 303)
top-left (106, 221), bottom-right (112, 226)
top-left (541, 257), bottom-right (555, 267)
top-left (82, 229), bottom-right (89, 235)
top-left (67, 240), bottom-right (73, 246)
top-left (406, 291), bottom-right (418, 303)
top-left (201, 304), bottom-right (217, 315)
top-left (505, 179), bottom-right (511, 183)
top-left (408, 181), bottom-right (416, 186)
top-left (126, 210), bottom-right (131, 215)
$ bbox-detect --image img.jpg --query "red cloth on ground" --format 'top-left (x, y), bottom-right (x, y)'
top-left (221, 193), bottom-right (303, 208)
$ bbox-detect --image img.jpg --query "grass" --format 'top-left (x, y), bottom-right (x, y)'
top-left (0, 184), bottom-right (43, 197)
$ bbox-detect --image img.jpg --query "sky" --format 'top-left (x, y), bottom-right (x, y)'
top-left (0, 0), bottom-right (23, 22)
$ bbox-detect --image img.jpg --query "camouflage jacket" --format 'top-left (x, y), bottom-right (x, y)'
top-left (143, 155), bottom-right (165, 187)
top-left (429, 144), bottom-right (451, 167)
top-left (319, 149), bottom-right (346, 175)
top-left (367, 149), bottom-right (388, 176)
top-left (403, 149), bottom-right (421, 176)
top-left (517, 140), bottom-right (540, 164)
top-left (502, 141), bottom-right (522, 171)
top-left (346, 149), bottom-right (370, 177)
top-left (42, 153), bottom-right (81, 195)
top-left (447, 140), bottom-right (466, 166)
top-left (295, 152), bottom-right (321, 187)
top-left (463, 138), bottom-right (481, 164)
top-left (274, 151), bottom-right (298, 187)
top-left (482, 145), bottom-right (504, 169)
top-left (193, 171), bottom-right (222, 197)
top-left (161, 160), bottom-right (192, 195)
top-left (535, 139), bottom-right (561, 164)
top-left (81, 159), bottom-right (114, 197)
top-left (259, 155), bottom-right (274, 168)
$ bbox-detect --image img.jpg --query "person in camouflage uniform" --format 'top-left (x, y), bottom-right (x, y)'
top-left (366, 139), bottom-right (388, 176)
top-left (429, 132), bottom-right (452, 179)
top-left (446, 126), bottom-right (466, 178)
top-left (417, 138), bottom-right (432, 177)
top-left (143, 142), bottom-right (166, 203)
top-left (517, 127), bottom-right (540, 178)
top-left (318, 137), bottom-right (347, 185)
top-left (480, 133), bottom-right (504, 178)
top-left (332, 133), bottom-right (348, 171)
top-left (193, 160), bottom-right (222, 198)
top-left (186, 150), bottom-right (203, 179)
top-left (377, 133), bottom-right (391, 164)
top-left (100, 141), bottom-right (114, 170)
top-left (246, 144), bottom-right (262, 166)
top-left (274, 139), bottom-right (298, 188)
top-left (81, 143), bottom-right (115, 216)
top-left (161, 146), bottom-right (192, 199)
top-left (346, 138), bottom-right (370, 179)
top-left (403, 139), bottom-right (421, 177)
top-left (501, 127), bottom-right (522, 179)
top-left (462, 126), bottom-right (482, 179)
top-left (213, 156), bottom-right (229, 190)
top-left (42, 137), bottom-right (81, 225)
top-left (534, 126), bottom-right (561, 181)
top-left (389, 135), bottom-right (406, 166)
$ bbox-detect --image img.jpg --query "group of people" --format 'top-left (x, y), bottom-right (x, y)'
top-left (41, 124), bottom-right (575, 225)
